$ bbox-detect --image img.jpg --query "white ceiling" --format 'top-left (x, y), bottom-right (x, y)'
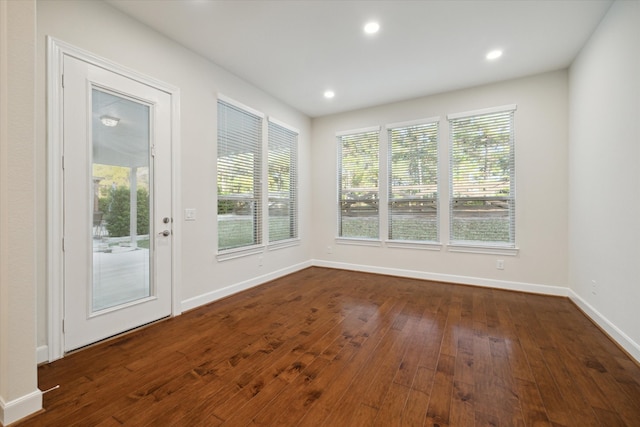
top-left (106, 0), bottom-right (613, 118)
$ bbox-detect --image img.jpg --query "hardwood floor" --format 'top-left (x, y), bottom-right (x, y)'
top-left (18, 267), bottom-right (640, 426)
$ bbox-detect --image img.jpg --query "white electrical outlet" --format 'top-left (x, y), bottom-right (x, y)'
top-left (327, 245), bottom-right (333, 254)
top-left (591, 279), bottom-right (597, 295)
top-left (496, 259), bottom-right (504, 270)
top-left (258, 255), bottom-right (263, 267)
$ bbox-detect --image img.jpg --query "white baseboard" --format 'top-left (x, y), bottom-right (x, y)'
top-left (0, 390), bottom-right (42, 426)
top-left (311, 259), bottom-right (569, 297)
top-left (181, 260), bottom-right (312, 312)
top-left (36, 345), bottom-right (49, 365)
top-left (569, 290), bottom-right (640, 363)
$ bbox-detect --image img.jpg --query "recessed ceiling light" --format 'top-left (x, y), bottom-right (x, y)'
top-left (364, 22), bottom-right (380, 34)
top-left (324, 90), bottom-right (335, 99)
top-left (486, 49), bottom-right (503, 60)
top-left (100, 115), bottom-right (120, 127)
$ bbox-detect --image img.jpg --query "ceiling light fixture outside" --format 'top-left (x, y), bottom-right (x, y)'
top-left (100, 115), bottom-right (120, 127)
top-left (324, 90), bottom-right (335, 99)
top-left (486, 49), bottom-right (503, 60)
top-left (364, 22), bottom-right (380, 34)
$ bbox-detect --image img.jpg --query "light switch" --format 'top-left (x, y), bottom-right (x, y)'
top-left (185, 208), bottom-right (196, 221)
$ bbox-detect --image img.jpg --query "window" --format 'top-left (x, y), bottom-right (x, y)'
top-left (388, 119), bottom-right (439, 242)
top-left (268, 119), bottom-right (298, 243)
top-left (337, 128), bottom-right (380, 239)
top-left (217, 99), bottom-right (263, 251)
top-left (448, 105), bottom-right (516, 247)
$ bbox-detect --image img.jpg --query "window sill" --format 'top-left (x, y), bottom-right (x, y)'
top-left (386, 240), bottom-right (443, 251)
top-left (447, 243), bottom-right (519, 256)
top-left (268, 238), bottom-right (301, 251)
top-left (335, 237), bottom-right (382, 247)
top-left (217, 245), bottom-right (264, 262)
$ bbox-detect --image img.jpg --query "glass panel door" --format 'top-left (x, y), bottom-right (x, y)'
top-left (91, 88), bottom-right (152, 312)
top-left (63, 54), bottom-right (172, 352)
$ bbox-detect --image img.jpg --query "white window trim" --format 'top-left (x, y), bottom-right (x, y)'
top-left (447, 104), bottom-right (517, 120)
top-left (216, 244), bottom-right (265, 261)
top-left (268, 237), bottom-right (301, 251)
top-left (217, 93), bottom-right (266, 119)
top-left (336, 125), bottom-right (380, 137)
top-left (447, 243), bottom-right (519, 256)
top-left (268, 116), bottom-right (299, 134)
top-left (386, 116), bottom-right (440, 130)
top-left (335, 237), bottom-right (383, 247)
top-left (386, 240), bottom-right (443, 251)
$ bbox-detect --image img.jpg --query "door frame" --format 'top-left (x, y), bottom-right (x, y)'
top-left (46, 37), bottom-right (182, 362)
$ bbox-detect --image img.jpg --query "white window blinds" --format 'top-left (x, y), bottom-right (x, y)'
top-left (268, 120), bottom-right (298, 243)
top-left (388, 120), bottom-right (439, 242)
top-left (217, 99), bottom-right (263, 251)
top-left (337, 128), bottom-right (380, 239)
top-left (449, 106), bottom-right (516, 246)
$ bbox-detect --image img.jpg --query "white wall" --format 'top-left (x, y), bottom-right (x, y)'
top-left (311, 71), bottom-right (569, 293)
top-left (0, 0), bottom-right (42, 424)
top-left (568, 0), bottom-right (640, 360)
top-left (36, 0), bottom-right (312, 350)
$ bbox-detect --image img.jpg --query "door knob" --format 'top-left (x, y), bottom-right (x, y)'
top-left (159, 230), bottom-right (171, 237)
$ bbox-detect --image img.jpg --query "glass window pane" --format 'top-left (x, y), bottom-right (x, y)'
top-left (268, 120), bottom-right (298, 243)
top-left (450, 109), bottom-right (515, 245)
top-left (388, 122), bottom-right (438, 242)
top-left (92, 88), bottom-right (151, 312)
top-left (338, 130), bottom-right (380, 239)
top-left (217, 99), bottom-right (262, 251)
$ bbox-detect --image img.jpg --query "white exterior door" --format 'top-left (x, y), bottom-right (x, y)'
top-left (62, 55), bottom-right (172, 351)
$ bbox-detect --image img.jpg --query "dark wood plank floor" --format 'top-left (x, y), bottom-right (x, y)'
top-left (17, 267), bottom-right (640, 426)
